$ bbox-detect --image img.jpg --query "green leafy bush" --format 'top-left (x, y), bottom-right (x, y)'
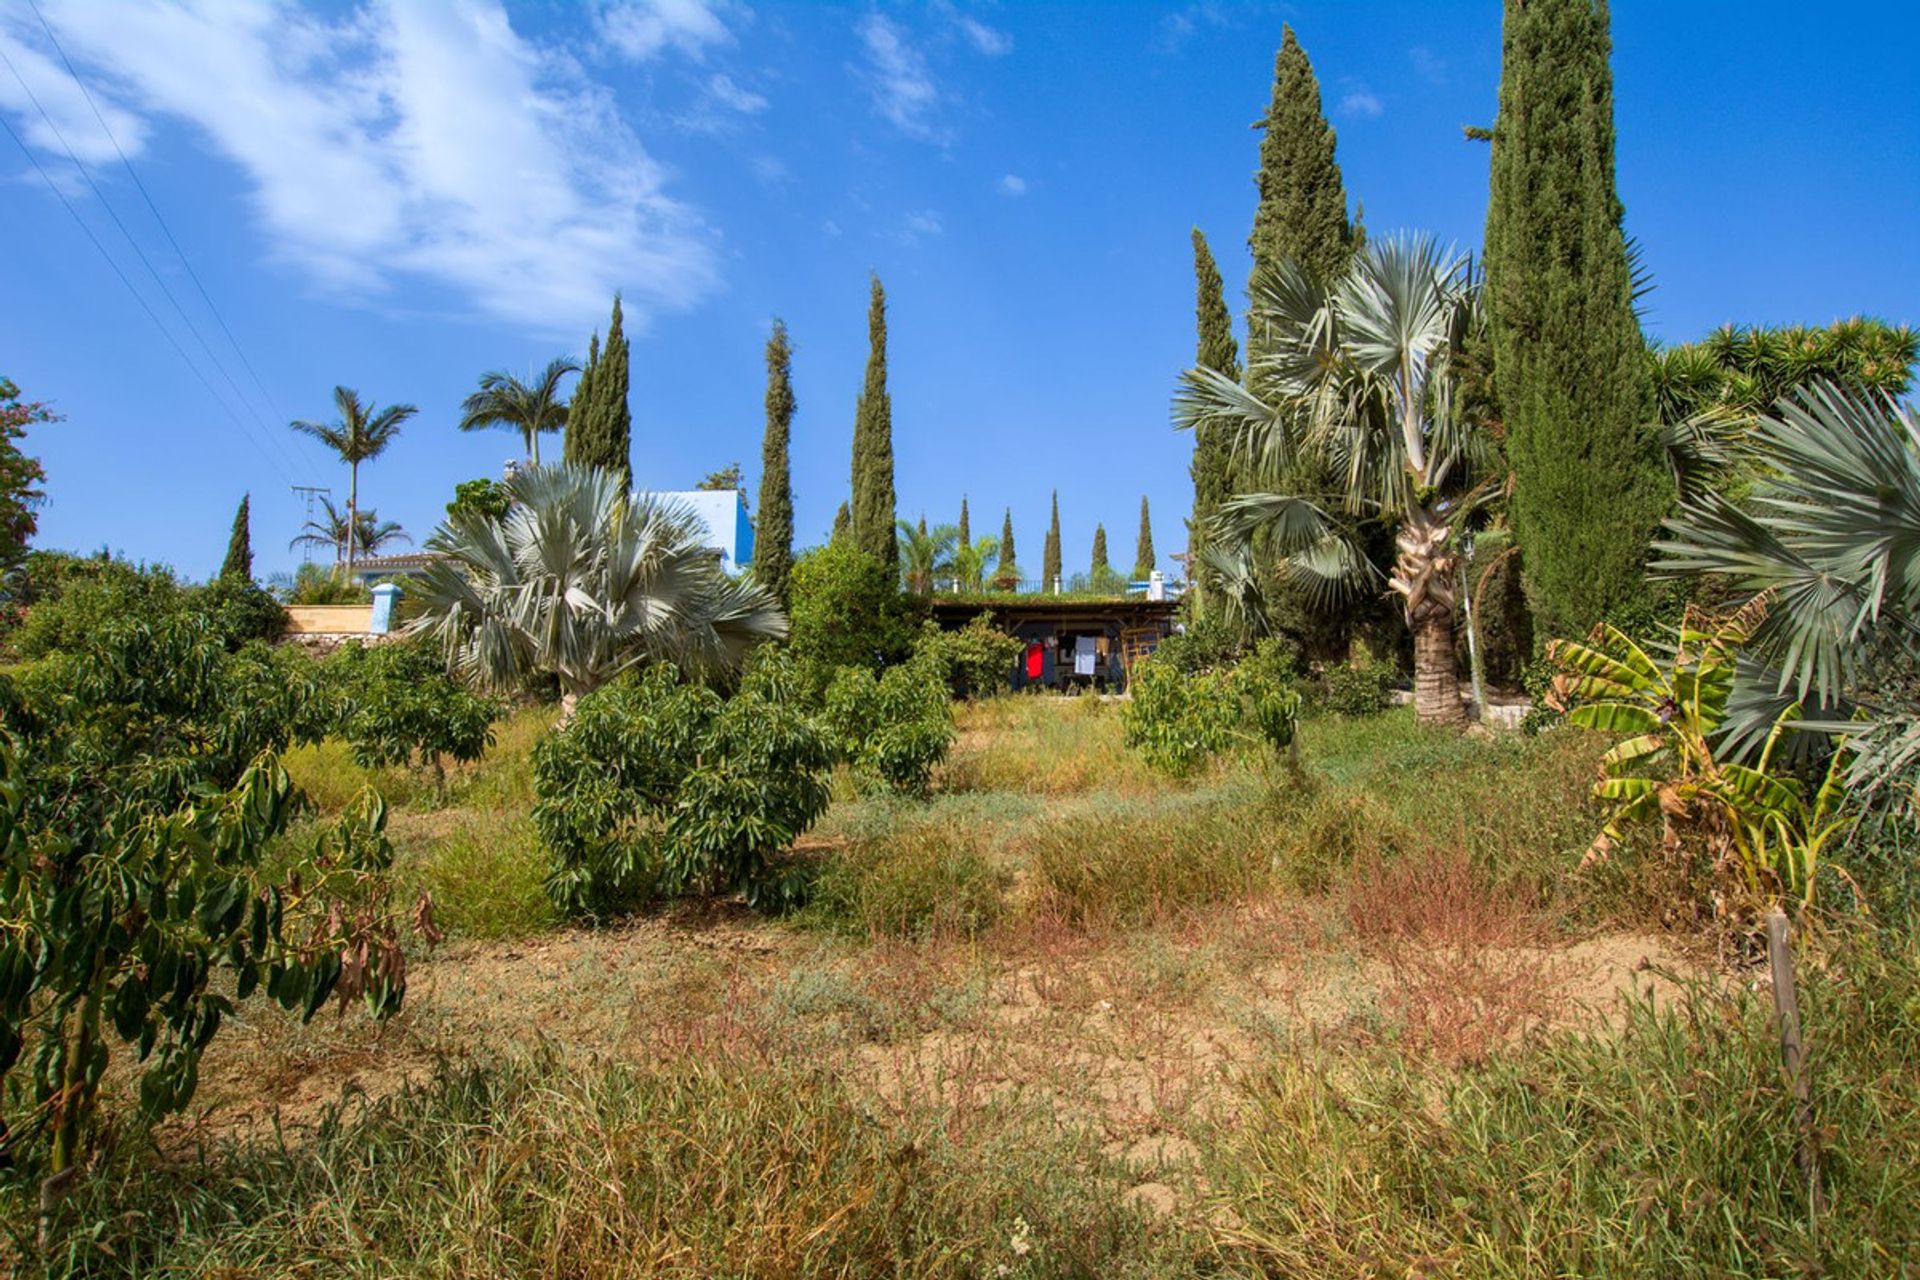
top-left (273, 561), bottom-right (371, 605)
top-left (911, 614), bottom-right (1019, 699)
top-left (1319, 658), bottom-right (1394, 717)
top-left (191, 574), bottom-right (289, 648)
top-left (447, 477), bottom-right (511, 522)
top-left (1151, 610), bottom-right (1241, 674)
top-left (1, 612), bottom-right (318, 848)
top-left (786, 542), bottom-right (919, 685)
top-left (8, 556), bottom-right (186, 659)
top-left (326, 639), bottom-right (498, 792)
top-left (1121, 658), bottom-right (1244, 775)
top-left (531, 655), bottom-right (832, 918)
top-left (822, 655), bottom-right (955, 797)
top-left (0, 741), bottom-right (427, 1181)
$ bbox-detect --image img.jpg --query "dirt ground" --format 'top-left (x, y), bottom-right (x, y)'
top-left (171, 896), bottom-right (1695, 1203)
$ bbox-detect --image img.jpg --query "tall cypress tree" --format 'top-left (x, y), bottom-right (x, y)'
top-left (564, 331), bottom-right (600, 468)
top-left (220, 493), bottom-right (252, 581)
top-left (1133, 496), bottom-right (1155, 580)
top-left (831, 501), bottom-right (852, 546)
top-left (565, 296), bottom-right (632, 487)
top-left (1042, 490), bottom-right (1062, 589)
top-left (849, 275), bottom-right (897, 570)
top-left (1090, 524), bottom-right (1111, 576)
top-left (1188, 228), bottom-right (1240, 602)
top-left (1250, 25), bottom-right (1354, 292)
top-left (597, 296), bottom-right (632, 489)
top-left (957, 495), bottom-right (970, 547)
top-left (1485, 0), bottom-right (1663, 640)
top-left (753, 319), bottom-right (796, 605)
top-left (1000, 507), bottom-right (1016, 573)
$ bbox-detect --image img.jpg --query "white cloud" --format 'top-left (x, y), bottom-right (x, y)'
top-left (7, 0), bottom-right (716, 335)
top-left (996, 173), bottom-right (1026, 197)
top-left (0, 26), bottom-right (148, 165)
top-left (856, 12), bottom-right (942, 141)
top-left (899, 208), bottom-right (942, 241)
top-left (595, 0), bottom-right (735, 63)
top-left (1339, 88), bottom-right (1384, 119)
top-left (957, 16), bottom-right (1011, 56)
top-left (704, 72), bottom-right (765, 114)
top-left (1410, 46), bottom-right (1445, 84)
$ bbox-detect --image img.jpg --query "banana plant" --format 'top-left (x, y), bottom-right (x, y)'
top-left (1550, 607), bottom-right (1852, 909)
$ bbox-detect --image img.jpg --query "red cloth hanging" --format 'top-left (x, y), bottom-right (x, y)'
top-left (1024, 643), bottom-right (1044, 679)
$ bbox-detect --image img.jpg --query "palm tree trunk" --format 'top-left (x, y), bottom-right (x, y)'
top-left (1392, 506), bottom-right (1465, 728)
top-left (1411, 605), bottom-right (1466, 727)
top-left (347, 461), bottom-right (359, 574)
top-left (529, 427), bottom-right (540, 467)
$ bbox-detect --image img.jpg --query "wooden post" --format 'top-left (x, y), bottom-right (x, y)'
top-left (1766, 906), bottom-right (1824, 1225)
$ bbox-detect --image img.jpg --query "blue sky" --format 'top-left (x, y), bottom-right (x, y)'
top-left (2, 1), bottom-right (1915, 582)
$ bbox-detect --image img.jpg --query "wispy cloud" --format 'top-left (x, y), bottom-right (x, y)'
top-left (6, 0), bottom-right (717, 335)
top-left (1338, 86), bottom-right (1384, 119)
top-left (703, 71), bottom-right (765, 113)
top-left (996, 173), bottom-right (1026, 197)
top-left (595, 0), bottom-right (737, 63)
top-left (0, 26), bottom-right (149, 165)
top-left (896, 208), bottom-right (943, 242)
top-left (856, 12), bottom-right (942, 141)
top-left (956, 15), bottom-right (1011, 56)
top-left (1410, 45), bottom-right (1445, 85)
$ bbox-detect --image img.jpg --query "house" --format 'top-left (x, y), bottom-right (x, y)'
top-left (642, 488), bottom-right (755, 575)
top-left (927, 595), bottom-right (1181, 692)
top-left (345, 487), bottom-right (757, 587)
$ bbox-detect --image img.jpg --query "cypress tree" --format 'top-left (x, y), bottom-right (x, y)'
top-left (567, 297), bottom-right (632, 487)
top-left (753, 319), bottom-right (796, 605)
top-left (1042, 490), bottom-right (1062, 589)
top-left (1188, 229), bottom-right (1240, 600)
top-left (564, 331), bottom-right (600, 469)
top-left (831, 501), bottom-right (852, 545)
top-left (1485, 0), bottom-right (1663, 640)
top-left (1133, 496), bottom-right (1155, 581)
top-left (957, 495), bottom-right (970, 547)
top-left (1000, 508), bottom-right (1016, 573)
top-left (1250, 25), bottom-right (1354, 292)
top-left (849, 275), bottom-right (897, 570)
top-left (1091, 524), bottom-right (1110, 576)
top-left (220, 493), bottom-right (252, 581)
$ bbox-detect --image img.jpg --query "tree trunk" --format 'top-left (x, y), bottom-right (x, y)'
top-left (346, 461), bottom-right (359, 574)
top-left (529, 427), bottom-right (540, 467)
top-left (1392, 505), bottom-right (1466, 728)
top-left (1412, 606), bottom-right (1466, 727)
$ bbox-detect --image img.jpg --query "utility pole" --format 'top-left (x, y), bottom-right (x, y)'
top-left (291, 485), bottom-right (330, 565)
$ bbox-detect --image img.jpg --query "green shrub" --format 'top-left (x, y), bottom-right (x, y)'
top-left (1121, 658), bottom-right (1243, 775)
top-left (447, 476), bottom-right (511, 522)
top-left (9, 555), bottom-right (186, 659)
top-left (190, 574), bottom-right (289, 648)
top-left (912, 614), bottom-right (1019, 699)
top-left (787, 542), bottom-right (919, 684)
top-left (0, 742), bottom-right (423, 1181)
top-left (1151, 609), bottom-right (1240, 674)
top-left (822, 655), bottom-right (955, 798)
top-left (1319, 658), bottom-right (1394, 717)
top-left (274, 561), bottom-right (371, 605)
top-left (326, 638), bottom-right (498, 791)
top-left (532, 655), bottom-right (832, 918)
top-left (0, 612), bottom-right (318, 852)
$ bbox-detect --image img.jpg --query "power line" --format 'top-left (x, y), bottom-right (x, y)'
top-left (25, 0), bottom-right (294, 435)
top-left (0, 37), bottom-right (311, 483)
top-left (0, 104), bottom-right (297, 484)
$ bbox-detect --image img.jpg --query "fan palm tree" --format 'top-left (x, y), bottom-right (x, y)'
top-left (1175, 233), bottom-right (1493, 726)
top-left (458, 357), bottom-right (580, 467)
top-left (290, 387), bottom-right (416, 572)
top-left (288, 496), bottom-right (410, 564)
top-left (407, 463), bottom-right (786, 722)
top-left (896, 518), bottom-right (958, 595)
top-left (951, 535), bottom-right (1001, 593)
top-left (1653, 381), bottom-right (1920, 794)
